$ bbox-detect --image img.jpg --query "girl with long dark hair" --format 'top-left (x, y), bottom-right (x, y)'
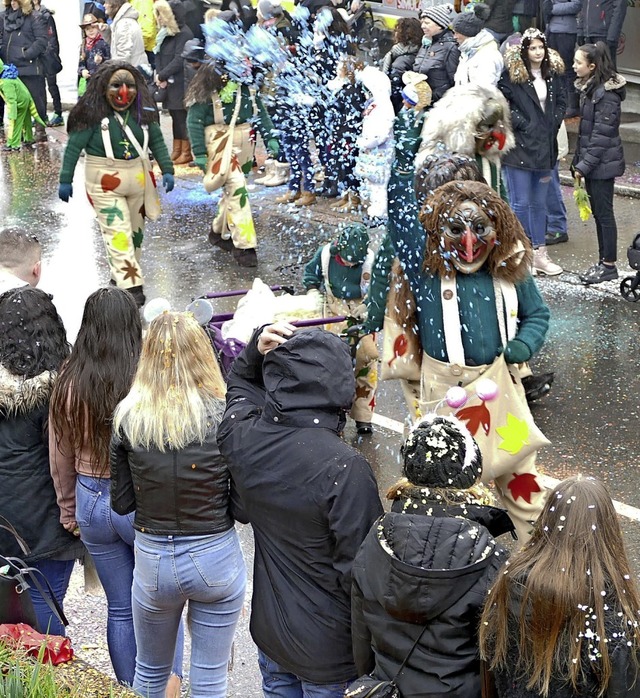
top-left (480, 475), bottom-right (640, 697)
top-left (0, 287), bottom-right (83, 636)
top-left (572, 42), bottom-right (626, 285)
top-left (498, 28), bottom-right (566, 276)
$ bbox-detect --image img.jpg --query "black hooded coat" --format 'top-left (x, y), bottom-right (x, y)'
top-left (217, 327), bottom-right (383, 684)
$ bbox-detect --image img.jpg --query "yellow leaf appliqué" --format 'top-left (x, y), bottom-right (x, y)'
top-left (496, 413), bottom-right (530, 455)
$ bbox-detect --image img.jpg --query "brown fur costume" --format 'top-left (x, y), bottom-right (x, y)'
top-left (419, 180), bottom-right (533, 282)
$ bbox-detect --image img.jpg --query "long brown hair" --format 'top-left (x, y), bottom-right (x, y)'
top-left (480, 476), bottom-right (640, 696)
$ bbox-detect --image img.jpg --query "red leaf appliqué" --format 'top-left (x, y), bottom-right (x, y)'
top-left (456, 402), bottom-right (491, 436)
top-left (388, 334), bottom-right (408, 366)
top-left (507, 473), bottom-right (542, 504)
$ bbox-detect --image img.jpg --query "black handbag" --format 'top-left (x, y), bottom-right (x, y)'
top-left (153, 85), bottom-right (168, 102)
top-left (0, 515), bottom-right (68, 629)
top-left (345, 624), bottom-right (430, 698)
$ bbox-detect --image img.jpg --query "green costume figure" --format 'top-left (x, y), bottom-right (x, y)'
top-left (303, 224), bottom-right (379, 435)
top-left (0, 59), bottom-right (46, 151)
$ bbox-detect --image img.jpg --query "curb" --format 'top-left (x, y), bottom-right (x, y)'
top-left (559, 172), bottom-right (640, 200)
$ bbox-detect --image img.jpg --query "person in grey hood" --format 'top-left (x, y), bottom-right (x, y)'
top-left (351, 413), bottom-right (511, 698)
top-left (217, 322), bottom-right (383, 698)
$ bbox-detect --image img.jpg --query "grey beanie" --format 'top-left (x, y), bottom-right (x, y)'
top-left (401, 414), bottom-right (482, 489)
top-left (257, 0), bottom-right (283, 20)
top-left (419, 2), bottom-right (456, 29)
top-left (452, 2), bottom-right (490, 37)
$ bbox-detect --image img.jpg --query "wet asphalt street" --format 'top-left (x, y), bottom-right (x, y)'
top-left (1, 121), bottom-right (639, 694)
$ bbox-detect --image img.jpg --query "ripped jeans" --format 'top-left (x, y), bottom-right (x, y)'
top-left (503, 165), bottom-right (552, 248)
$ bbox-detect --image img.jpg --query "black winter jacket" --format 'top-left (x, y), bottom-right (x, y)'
top-left (351, 501), bottom-right (507, 698)
top-left (0, 366), bottom-right (83, 564)
top-left (33, 5), bottom-right (61, 76)
top-left (485, 0), bottom-right (517, 35)
top-left (110, 401), bottom-right (234, 536)
top-left (217, 327), bottom-right (383, 685)
top-left (499, 46), bottom-right (567, 171)
top-left (0, 6), bottom-right (48, 77)
top-left (578, 0), bottom-right (627, 41)
top-left (154, 1), bottom-right (194, 112)
top-left (573, 75), bottom-right (625, 180)
top-left (412, 30), bottom-right (460, 104)
top-left (382, 42), bottom-right (420, 113)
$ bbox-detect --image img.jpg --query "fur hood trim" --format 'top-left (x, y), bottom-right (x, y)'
top-left (3, 0), bottom-right (33, 14)
top-left (0, 364), bottom-right (55, 416)
top-left (154, 0), bottom-right (181, 36)
top-left (503, 45), bottom-right (564, 84)
top-left (418, 84), bottom-right (515, 165)
top-left (575, 73), bottom-right (627, 93)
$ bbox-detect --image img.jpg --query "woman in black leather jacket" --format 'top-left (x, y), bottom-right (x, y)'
top-left (110, 311), bottom-right (246, 698)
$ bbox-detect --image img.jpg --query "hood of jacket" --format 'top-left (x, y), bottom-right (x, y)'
top-left (460, 28), bottom-right (498, 58)
top-left (357, 65), bottom-right (392, 100)
top-left (364, 512), bottom-right (504, 624)
top-left (576, 73), bottom-right (627, 99)
top-left (154, 0), bottom-right (184, 35)
top-left (503, 45), bottom-right (564, 84)
top-left (260, 328), bottom-right (355, 431)
top-left (115, 2), bottom-right (140, 22)
top-left (0, 364), bottom-right (54, 417)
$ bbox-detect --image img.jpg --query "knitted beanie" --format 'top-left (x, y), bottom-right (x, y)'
top-left (419, 2), bottom-right (455, 29)
top-left (401, 84), bottom-right (419, 106)
top-left (401, 414), bottom-right (482, 489)
top-left (257, 0), bottom-right (283, 20)
top-left (336, 224), bottom-right (370, 264)
top-left (452, 2), bottom-right (490, 37)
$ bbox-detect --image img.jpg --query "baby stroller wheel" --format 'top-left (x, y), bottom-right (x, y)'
top-left (620, 276), bottom-right (640, 302)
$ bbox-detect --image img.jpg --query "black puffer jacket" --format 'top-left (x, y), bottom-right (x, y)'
top-left (154, 0), bottom-right (194, 111)
top-left (499, 46), bottom-right (567, 170)
top-left (217, 327), bottom-right (383, 685)
top-left (412, 30), bottom-right (460, 104)
top-left (573, 75), bottom-right (626, 180)
top-left (0, 3), bottom-right (48, 77)
top-left (382, 42), bottom-right (420, 112)
top-left (352, 503), bottom-right (507, 698)
top-left (110, 399), bottom-right (233, 536)
top-left (0, 366), bottom-right (83, 564)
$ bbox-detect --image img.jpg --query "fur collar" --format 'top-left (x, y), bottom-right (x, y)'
top-left (575, 73), bottom-right (627, 93)
top-left (154, 0), bottom-right (180, 36)
top-left (503, 45), bottom-right (564, 84)
top-left (0, 364), bottom-right (55, 416)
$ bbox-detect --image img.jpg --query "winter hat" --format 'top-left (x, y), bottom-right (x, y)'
top-left (401, 84), bottom-right (419, 106)
top-left (181, 38), bottom-right (206, 62)
top-left (452, 2), bottom-right (490, 37)
top-left (401, 414), bottom-right (482, 489)
top-left (335, 224), bottom-right (370, 264)
top-left (257, 0), bottom-right (283, 20)
top-left (418, 2), bottom-right (456, 29)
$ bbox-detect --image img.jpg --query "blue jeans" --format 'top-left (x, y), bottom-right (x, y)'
top-left (503, 165), bottom-right (552, 247)
top-left (76, 475), bottom-right (184, 685)
top-left (28, 557), bottom-right (74, 637)
top-left (132, 529), bottom-right (246, 698)
top-left (258, 649), bottom-right (354, 698)
top-left (546, 164), bottom-right (567, 235)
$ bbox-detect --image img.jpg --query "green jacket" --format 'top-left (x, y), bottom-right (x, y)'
top-left (186, 84), bottom-right (274, 161)
top-left (59, 113), bottom-right (173, 184)
top-left (385, 168), bottom-right (550, 366)
top-left (303, 246), bottom-right (365, 300)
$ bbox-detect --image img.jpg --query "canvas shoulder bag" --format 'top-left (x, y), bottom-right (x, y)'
top-left (203, 87), bottom-right (243, 193)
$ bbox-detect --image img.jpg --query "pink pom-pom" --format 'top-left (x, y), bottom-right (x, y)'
top-left (476, 379), bottom-right (498, 401)
top-left (445, 386), bottom-right (468, 409)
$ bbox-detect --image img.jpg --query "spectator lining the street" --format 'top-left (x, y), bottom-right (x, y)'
top-left (0, 226), bottom-right (42, 293)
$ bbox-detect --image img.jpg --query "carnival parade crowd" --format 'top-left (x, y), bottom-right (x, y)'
top-left (1, 0), bottom-right (639, 696)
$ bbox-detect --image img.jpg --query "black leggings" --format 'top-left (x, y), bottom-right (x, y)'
top-left (170, 109), bottom-right (188, 140)
top-left (585, 177), bottom-right (617, 263)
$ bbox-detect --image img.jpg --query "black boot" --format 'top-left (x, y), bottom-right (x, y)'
top-left (522, 372), bottom-right (554, 403)
top-left (208, 230), bottom-right (234, 251)
top-left (35, 123), bottom-right (48, 143)
top-left (356, 421), bottom-right (373, 435)
top-left (126, 285), bottom-right (146, 308)
top-left (233, 248), bottom-right (258, 267)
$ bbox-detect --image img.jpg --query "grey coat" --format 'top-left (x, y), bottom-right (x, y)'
top-left (545, 0), bottom-right (582, 34)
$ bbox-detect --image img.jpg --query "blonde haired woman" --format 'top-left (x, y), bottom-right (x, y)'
top-left (110, 312), bottom-right (246, 698)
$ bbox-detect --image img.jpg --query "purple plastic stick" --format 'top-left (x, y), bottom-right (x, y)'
top-left (203, 285), bottom-right (286, 299)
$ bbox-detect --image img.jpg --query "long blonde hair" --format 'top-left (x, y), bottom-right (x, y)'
top-left (479, 476), bottom-right (640, 696)
top-left (113, 311), bottom-right (226, 451)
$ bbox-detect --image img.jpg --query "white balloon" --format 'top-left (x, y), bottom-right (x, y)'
top-left (143, 297), bottom-right (171, 324)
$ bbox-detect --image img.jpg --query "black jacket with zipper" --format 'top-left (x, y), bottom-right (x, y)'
top-left (412, 30), bottom-right (460, 104)
top-left (0, 5), bottom-right (48, 77)
top-left (110, 402), bottom-right (233, 536)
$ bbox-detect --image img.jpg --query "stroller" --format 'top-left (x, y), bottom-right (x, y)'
top-left (620, 233), bottom-right (640, 302)
top-left (195, 286), bottom-right (356, 380)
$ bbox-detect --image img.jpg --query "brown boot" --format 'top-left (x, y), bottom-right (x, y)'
top-left (294, 190), bottom-right (316, 207)
top-left (341, 192), bottom-right (362, 213)
top-left (170, 139), bottom-right (181, 162)
top-left (275, 189), bottom-right (301, 204)
top-left (174, 140), bottom-right (192, 166)
top-left (330, 191), bottom-right (350, 211)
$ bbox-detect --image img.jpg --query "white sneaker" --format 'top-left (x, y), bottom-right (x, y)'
top-left (254, 159), bottom-right (275, 185)
top-left (533, 246), bottom-right (563, 276)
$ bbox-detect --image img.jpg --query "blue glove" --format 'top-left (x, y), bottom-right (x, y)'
top-left (267, 138), bottom-right (280, 158)
top-left (58, 183), bottom-right (73, 202)
top-left (162, 173), bottom-right (174, 193)
top-left (503, 338), bottom-right (532, 364)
